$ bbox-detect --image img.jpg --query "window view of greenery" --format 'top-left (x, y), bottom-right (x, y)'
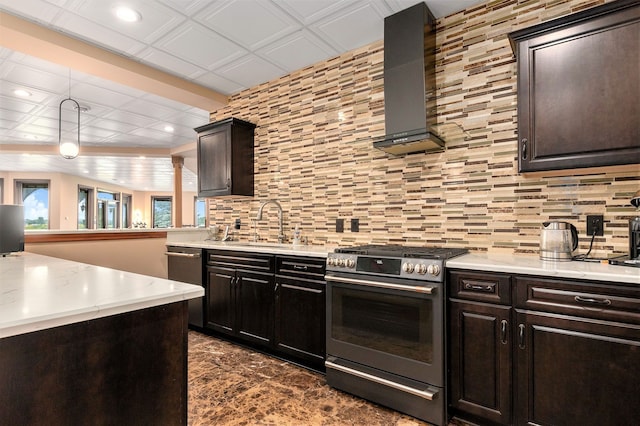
top-left (153, 197), bottom-right (172, 228)
top-left (20, 182), bottom-right (49, 229)
top-left (97, 191), bottom-right (119, 229)
top-left (195, 198), bottom-right (206, 227)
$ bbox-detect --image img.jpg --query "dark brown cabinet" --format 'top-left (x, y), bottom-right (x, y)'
top-left (195, 118), bottom-right (256, 197)
top-left (448, 270), bottom-right (640, 426)
top-left (274, 256), bottom-right (326, 369)
top-left (205, 250), bottom-right (275, 347)
top-left (448, 271), bottom-right (513, 425)
top-left (509, 0), bottom-right (640, 172)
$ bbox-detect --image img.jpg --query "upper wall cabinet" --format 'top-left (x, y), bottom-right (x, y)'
top-left (509, 0), bottom-right (640, 173)
top-left (195, 118), bottom-right (256, 197)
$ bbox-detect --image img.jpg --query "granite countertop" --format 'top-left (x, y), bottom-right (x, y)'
top-left (167, 240), bottom-right (333, 258)
top-left (0, 252), bottom-right (204, 338)
top-left (447, 253), bottom-right (639, 285)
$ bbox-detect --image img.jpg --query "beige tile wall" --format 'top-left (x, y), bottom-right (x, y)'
top-left (207, 0), bottom-right (639, 257)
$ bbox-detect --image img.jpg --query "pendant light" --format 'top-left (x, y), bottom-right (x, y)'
top-left (59, 70), bottom-right (80, 159)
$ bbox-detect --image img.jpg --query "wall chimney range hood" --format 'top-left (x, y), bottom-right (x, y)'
top-left (374, 2), bottom-right (443, 156)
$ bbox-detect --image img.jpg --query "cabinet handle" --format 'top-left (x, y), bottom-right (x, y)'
top-left (518, 324), bottom-right (525, 349)
top-left (293, 265), bottom-right (308, 271)
top-left (464, 283), bottom-right (493, 292)
top-left (274, 282), bottom-right (279, 292)
top-left (500, 320), bottom-right (508, 344)
top-left (521, 138), bottom-right (528, 160)
top-left (574, 295), bottom-right (611, 306)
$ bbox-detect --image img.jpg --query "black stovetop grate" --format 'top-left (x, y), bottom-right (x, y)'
top-left (335, 244), bottom-right (468, 260)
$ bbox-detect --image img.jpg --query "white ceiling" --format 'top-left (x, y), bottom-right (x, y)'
top-left (0, 0), bottom-right (483, 192)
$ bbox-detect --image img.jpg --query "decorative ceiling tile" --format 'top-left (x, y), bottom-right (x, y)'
top-left (258, 30), bottom-right (337, 72)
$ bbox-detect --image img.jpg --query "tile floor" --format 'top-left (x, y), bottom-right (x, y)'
top-left (187, 331), bottom-right (435, 426)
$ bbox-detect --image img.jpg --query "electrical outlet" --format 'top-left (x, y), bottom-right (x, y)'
top-left (234, 218), bottom-right (241, 230)
top-left (351, 218), bottom-right (359, 232)
top-left (336, 218), bottom-right (344, 233)
top-left (586, 215), bottom-right (604, 236)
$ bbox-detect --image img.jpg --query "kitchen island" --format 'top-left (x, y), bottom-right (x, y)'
top-left (0, 252), bottom-right (204, 425)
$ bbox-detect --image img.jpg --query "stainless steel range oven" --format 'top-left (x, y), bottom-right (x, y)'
top-left (325, 245), bottom-right (467, 425)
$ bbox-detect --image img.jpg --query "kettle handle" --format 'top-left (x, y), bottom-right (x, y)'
top-left (570, 224), bottom-right (579, 251)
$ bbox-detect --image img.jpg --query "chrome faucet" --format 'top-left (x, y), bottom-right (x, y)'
top-left (256, 200), bottom-right (285, 243)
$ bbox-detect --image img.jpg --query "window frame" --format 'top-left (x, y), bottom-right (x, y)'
top-left (77, 185), bottom-right (94, 229)
top-left (194, 197), bottom-right (207, 228)
top-left (151, 196), bottom-right (173, 229)
top-left (14, 179), bottom-right (51, 230)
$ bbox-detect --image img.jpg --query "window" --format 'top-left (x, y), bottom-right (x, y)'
top-left (122, 194), bottom-right (132, 229)
top-left (152, 196), bottom-right (172, 228)
top-left (0, 178), bottom-right (4, 203)
top-left (15, 180), bottom-right (50, 229)
top-left (97, 190), bottom-right (120, 229)
top-left (78, 186), bottom-right (94, 229)
top-left (195, 198), bottom-right (207, 228)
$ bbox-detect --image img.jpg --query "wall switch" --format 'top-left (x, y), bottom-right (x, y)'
top-left (351, 218), bottom-right (359, 232)
top-left (234, 218), bottom-right (241, 230)
top-left (586, 215), bottom-right (604, 236)
top-left (336, 218), bottom-right (344, 233)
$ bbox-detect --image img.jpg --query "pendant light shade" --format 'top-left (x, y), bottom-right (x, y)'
top-left (59, 97), bottom-right (80, 159)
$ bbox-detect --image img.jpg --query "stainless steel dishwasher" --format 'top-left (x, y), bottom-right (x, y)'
top-left (166, 246), bottom-right (204, 328)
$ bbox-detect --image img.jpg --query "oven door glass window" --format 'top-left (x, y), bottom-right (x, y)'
top-left (331, 284), bottom-right (433, 364)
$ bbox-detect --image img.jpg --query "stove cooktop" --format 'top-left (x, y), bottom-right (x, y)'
top-left (335, 244), bottom-right (468, 260)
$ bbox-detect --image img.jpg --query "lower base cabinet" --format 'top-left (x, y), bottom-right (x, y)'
top-left (274, 256), bottom-right (326, 369)
top-left (205, 250), bottom-right (326, 369)
top-left (448, 270), bottom-right (640, 426)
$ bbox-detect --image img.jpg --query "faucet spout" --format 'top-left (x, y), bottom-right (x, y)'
top-left (256, 200), bottom-right (285, 243)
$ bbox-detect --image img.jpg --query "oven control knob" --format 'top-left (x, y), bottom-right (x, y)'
top-left (327, 258), bottom-right (335, 267)
top-left (402, 262), bottom-right (415, 273)
top-left (427, 264), bottom-right (441, 276)
top-left (337, 258), bottom-right (345, 267)
top-left (416, 264), bottom-right (427, 275)
top-left (346, 259), bottom-right (356, 268)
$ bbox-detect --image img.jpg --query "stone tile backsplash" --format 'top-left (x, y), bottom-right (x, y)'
top-left (206, 0), bottom-right (638, 257)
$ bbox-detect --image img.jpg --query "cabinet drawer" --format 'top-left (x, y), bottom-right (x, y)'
top-left (206, 250), bottom-right (274, 272)
top-left (514, 276), bottom-right (640, 324)
top-left (275, 256), bottom-right (326, 281)
top-left (448, 270), bottom-right (512, 305)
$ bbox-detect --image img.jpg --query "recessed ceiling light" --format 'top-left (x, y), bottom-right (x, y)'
top-left (164, 125), bottom-right (174, 132)
top-left (14, 89), bottom-right (32, 97)
top-left (115, 6), bottom-right (142, 23)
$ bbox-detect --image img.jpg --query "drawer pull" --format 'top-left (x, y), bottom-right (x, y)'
top-left (518, 324), bottom-right (525, 349)
top-left (293, 265), bottom-right (309, 271)
top-left (574, 295), bottom-right (611, 306)
top-left (464, 283), bottom-right (493, 292)
top-left (500, 320), bottom-right (508, 344)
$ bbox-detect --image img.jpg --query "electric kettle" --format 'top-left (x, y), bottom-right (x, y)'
top-left (540, 221), bottom-right (578, 261)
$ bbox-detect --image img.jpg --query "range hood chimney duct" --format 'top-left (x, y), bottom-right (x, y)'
top-left (374, 2), bottom-right (443, 156)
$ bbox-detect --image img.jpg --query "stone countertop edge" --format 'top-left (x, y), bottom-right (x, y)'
top-left (447, 253), bottom-right (640, 285)
top-left (0, 252), bottom-right (204, 339)
top-left (167, 241), bottom-right (333, 258)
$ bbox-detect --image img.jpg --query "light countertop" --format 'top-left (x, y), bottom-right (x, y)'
top-left (447, 253), bottom-right (639, 285)
top-left (0, 252), bottom-right (204, 339)
top-left (167, 240), bottom-right (333, 258)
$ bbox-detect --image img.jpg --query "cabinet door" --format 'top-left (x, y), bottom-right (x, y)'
top-left (274, 276), bottom-right (326, 368)
top-left (514, 310), bottom-right (640, 426)
top-left (236, 270), bottom-right (274, 346)
top-left (197, 124), bottom-right (231, 197)
top-left (206, 265), bottom-right (235, 335)
top-left (511, 1), bottom-right (640, 172)
top-left (449, 300), bottom-right (512, 425)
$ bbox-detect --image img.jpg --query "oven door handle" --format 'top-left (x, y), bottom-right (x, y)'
top-left (325, 274), bottom-right (436, 294)
top-left (325, 360), bottom-right (438, 401)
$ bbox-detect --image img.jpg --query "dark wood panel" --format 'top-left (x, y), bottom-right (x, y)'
top-left (515, 310), bottom-right (640, 426)
top-left (0, 302), bottom-right (188, 426)
top-left (449, 299), bottom-right (512, 425)
top-left (448, 270), bottom-right (512, 305)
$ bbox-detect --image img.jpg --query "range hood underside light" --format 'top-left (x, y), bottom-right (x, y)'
top-left (374, 130), bottom-right (445, 155)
